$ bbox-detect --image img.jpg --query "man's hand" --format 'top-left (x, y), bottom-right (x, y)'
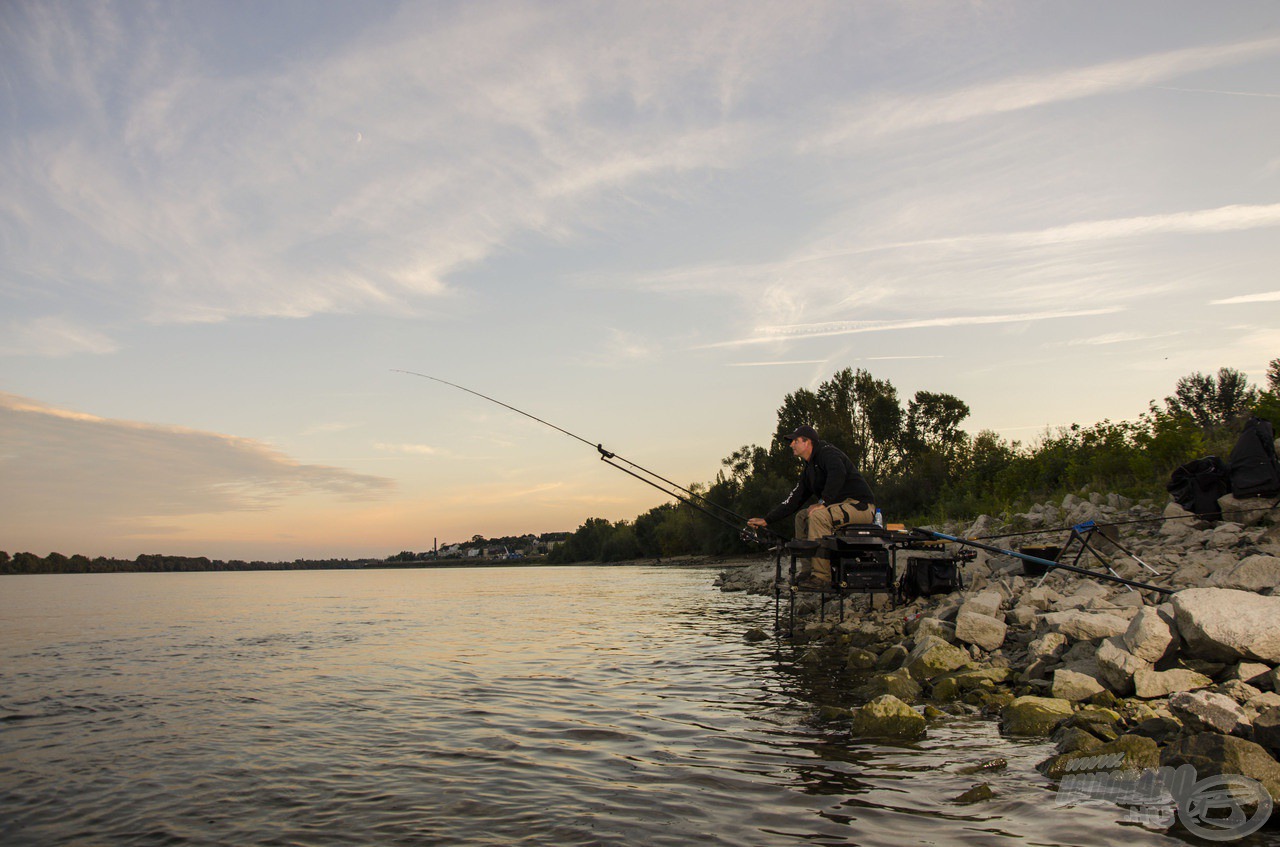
top-left (747, 517), bottom-right (767, 528)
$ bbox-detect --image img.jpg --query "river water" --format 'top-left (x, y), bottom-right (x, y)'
top-left (0, 565), bottom-right (1272, 846)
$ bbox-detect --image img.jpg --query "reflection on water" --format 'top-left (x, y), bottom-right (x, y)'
top-left (0, 567), bottom-right (1272, 846)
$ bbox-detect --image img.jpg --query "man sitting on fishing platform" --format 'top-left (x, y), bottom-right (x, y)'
top-left (747, 425), bottom-right (877, 590)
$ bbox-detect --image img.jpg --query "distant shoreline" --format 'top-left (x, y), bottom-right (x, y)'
top-left (2, 553), bottom-right (766, 575)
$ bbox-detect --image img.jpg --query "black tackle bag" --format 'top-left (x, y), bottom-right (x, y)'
top-left (1166, 456), bottom-right (1230, 521)
top-left (899, 556), bottom-right (962, 600)
top-left (1228, 417), bottom-right (1280, 498)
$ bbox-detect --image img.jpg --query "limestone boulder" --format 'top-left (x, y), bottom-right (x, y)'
top-left (1122, 606), bottom-right (1177, 663)
top-left (1225, 662), bottom-right (1273, 688)
top-left (1210, 554), bottom-right (1280, 593)
top-left (961, 589), bottom-right (1005, 619)
top-left (1161, 733), bottom-right (1280, 805)
top-left (1029, 632), bottom-right (1068, 661)
top-left (1219, 493), bottom-right (1274, 527)
top-left (1043, 610), bottom-right (1131, 641)
top-left (1134, 667), bottom-right (1213, 699)
top-left (1051, 582), bottom-right (1110, 612)
top-left (1173, 588), bottom-right (1280, 663)
top-left (1254, 707), bottom-right (1280, 754)
top-left (854, 667), bottom-right (922, 703)
top-left (1207, 523), bottom-right (1245, 550)
top-left (904, 635), bottom-right (972, 681)
top-left (955, 610), bottom-right (1007, 652)
top-left (1052, 668), bottom-right (1107, 702)
top-left (1169, 690), bottom-right (1252, 737)
top-left (1038, 734), bottom-right (1161, 779)
top-left (851, 695), bottom-right (926, 740)
top-left (1001, 696), bottom-right (1074, 737)
top-left (914, 617), bottom-right (956, 643)
top-left (1017, 585), bottom-right (1061, 612)
top-left (1096, 636), bottom-right (1149, 696)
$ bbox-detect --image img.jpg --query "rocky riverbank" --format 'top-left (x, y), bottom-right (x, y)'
top-left (717, 490), bottom-right (1280, 824)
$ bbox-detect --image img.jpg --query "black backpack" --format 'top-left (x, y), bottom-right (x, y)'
top-left (899, 555), bottom-right (963, 600)
top-left (1166, 456), bottom-right (1230, 520)
top-left (1228, 417), bottom-right (1280, 498)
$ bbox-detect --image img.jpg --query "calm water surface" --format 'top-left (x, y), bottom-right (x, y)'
top-left (1, 566), bottom-right (1271, 846)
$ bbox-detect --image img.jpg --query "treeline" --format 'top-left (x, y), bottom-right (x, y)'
top-left (0, 551), bottom-right (375, 575)
top-left (547, 360), bottom-right (1280, 564)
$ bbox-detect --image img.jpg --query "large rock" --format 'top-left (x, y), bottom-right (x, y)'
top-left (1169, 690), bottom-right (1252, 737)
top-left (1052, 668), bottom-right (1107, 702)
top-left (1017, 585), bottom-right (1060, 612)
top-left (1208, 523), bottom-right (1245, 550)
top-left (851, 695), bottom-right (926, 740)
top-left (904, 635), bottom-right (972, 681)
top-left (1210, 554), bottom-right (1280, 593)
top-left (955, 610), bottom-right (1007, 651)
top-left (1255, 707), bottom-right (1280, 754)
top-left (1173, 588), bottom-right (1280, 663)
top-left (855, 668), bottom-right (922, 703)
top-left (1219, 493), bottom-right (1273, 527)
top-left (1096, 637), bottom-right (1149, 696)
top-left (1002, 696), bottom-right (1074, 737)
top-left (1038, 734), bottom-right (1161, 779)
top-left (961, 589), bottom-right (1004, 619)
top-left (915, 617), bottom-right (956, 643)
top-left (1134, 667), bottom-right (1213, 699)
top-left (1052, 582), bottom-right (1110, 612)
top-left (1161, 733), bottom-right (1280, 804)
top-left (1043, 610), bottom-right (1131, 641)
top-left (1226, 662), bottom-right (1273, 688)
top-left (1029, 632), bottom-right (1069, 661)
top-left (930, 667), bottom-right (1015, 701)
top-left (1122, 606), bottom-right (1177, 663)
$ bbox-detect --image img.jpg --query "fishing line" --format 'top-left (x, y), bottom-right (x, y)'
top-left (393, 369), bottom-right (776, 540)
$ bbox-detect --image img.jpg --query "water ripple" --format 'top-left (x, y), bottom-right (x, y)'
top-left (1, 567), bottom-right (1268, 846)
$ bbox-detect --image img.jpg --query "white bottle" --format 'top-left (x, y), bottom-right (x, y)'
top-left (874, 508), bottom-right (884, 528)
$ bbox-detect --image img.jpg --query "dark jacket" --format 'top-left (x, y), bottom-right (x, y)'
top-left (765, 440), bottom-right (875, 523)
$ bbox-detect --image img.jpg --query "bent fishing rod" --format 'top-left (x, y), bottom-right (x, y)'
top-left (393, 370), bottom-right (782, 544)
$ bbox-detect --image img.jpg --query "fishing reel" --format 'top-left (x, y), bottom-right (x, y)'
top-left (739, 526), bottom-right (782, 549)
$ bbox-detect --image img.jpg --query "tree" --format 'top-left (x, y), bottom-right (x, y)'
top-left (903, 391), bottom-right (970, 460)
top-left (808, 368), bottom-right (902, 480)
top-left (1268, 358), bottom-right (1280, 393)
top-left (1164, 367), bottom-right (1258, 430)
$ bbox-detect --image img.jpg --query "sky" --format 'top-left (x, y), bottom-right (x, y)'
top-left (2, 1), bottom-right (1278, 561)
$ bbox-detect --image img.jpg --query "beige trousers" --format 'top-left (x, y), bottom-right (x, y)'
top-left (796, 500), bottom-right (875, 581)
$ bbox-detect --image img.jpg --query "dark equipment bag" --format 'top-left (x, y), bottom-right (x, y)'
top-left (1228, 417), bottom-right (1280, 498)
top-left (899, 555), bottom-right (963, 600)
top-left (1166, 456), bottom-right (1230, 521)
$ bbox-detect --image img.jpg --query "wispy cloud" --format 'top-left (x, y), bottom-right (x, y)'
top-left (703, 307), bottom-right (1121, 349)
top-left (0, 1), bottom-right (823, 330)
top-left (0, 393), bottom-right (393, 548)
top-left (0, 316), bottom-right (119, 357)
top-left (812, 35), bottom-right (1280, 146)
top-left (1156, 85), bottom-right (1280, 99)
top-left (800, 203), bottom-right (1280, 260)
top-left (727, 359), bottom-right (827, 367)
top-left (374, 442), bottom-right (441, 456)
top-left (1211, 290), bottom-right (1280, 305)
top-left (1066, 331), bottom-right (1180, 347)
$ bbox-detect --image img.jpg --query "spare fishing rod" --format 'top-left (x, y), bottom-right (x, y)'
top-left (393, 370), bottom-right (783, 545)
top-left (909, 528), bottom-right (1174, 595)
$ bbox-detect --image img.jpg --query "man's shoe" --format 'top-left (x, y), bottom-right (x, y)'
top-left (794, 575), bottom-right (832, 591)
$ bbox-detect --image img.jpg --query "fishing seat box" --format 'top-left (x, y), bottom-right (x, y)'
top-left (821, 531), bottom-right (893, 591)
top-left (1018, 545), bottom-right (1060, 577)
